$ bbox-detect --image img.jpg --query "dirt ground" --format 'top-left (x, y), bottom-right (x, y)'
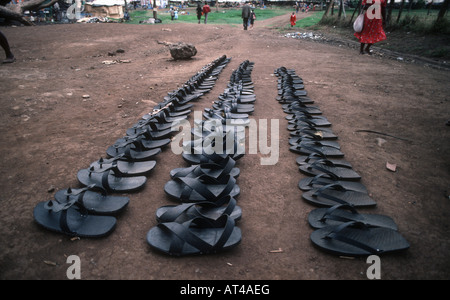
top-left (0, 11), bottom-right (449, 281)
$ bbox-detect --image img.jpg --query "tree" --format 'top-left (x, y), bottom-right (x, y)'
top-left (322, 0), bottom-right (334, 18)
top-left (349, 0), bottom-right (362, 23)
top-left (0, 0), bottom-right (59, 25)
top-left (436, 0), bottom-right (449, 23)
top-left (322, 0), bottom-right (347, 21)
top-left (396, 0), bottom-right (406, 24)
top-left (386, 0), bottom-right (395, 25)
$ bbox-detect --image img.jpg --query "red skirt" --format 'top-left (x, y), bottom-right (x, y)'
top-left (354, 14), bottom-right (386, 44)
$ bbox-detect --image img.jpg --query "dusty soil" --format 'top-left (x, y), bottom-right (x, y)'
top-left (0, 11), bottom-right (449, 281)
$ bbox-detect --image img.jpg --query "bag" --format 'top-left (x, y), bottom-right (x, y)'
top-left (353, 12), bottom-right (365, 33)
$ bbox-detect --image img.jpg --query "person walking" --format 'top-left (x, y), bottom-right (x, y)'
top-left (196, 2), bottom-right (202, 24)
top-left (0, 31), bottom-right (15, 64)
top-left (290, 12), bottom-right (297, 27)
top-left (242, 1), bottom-right (251, 30)
top-left (202, 2), bottom-right (211, 24)
top-left (354, 0), bottom-right (387, 55)
top-left (249, 9), bottom-right (256, 29)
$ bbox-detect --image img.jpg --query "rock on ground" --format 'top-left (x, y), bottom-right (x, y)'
top-left (169, 42), bottom-right (197, 60)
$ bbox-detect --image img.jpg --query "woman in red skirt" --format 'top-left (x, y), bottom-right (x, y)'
top-left (354, 0), bottom-right (387, 55)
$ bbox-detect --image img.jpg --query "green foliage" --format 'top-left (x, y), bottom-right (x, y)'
top-left (296, 11), bottom-right (325, 28)
top-left (316, 8), bottom-right (450, 35)
top-left (128, 7), bottom-right (291, 25)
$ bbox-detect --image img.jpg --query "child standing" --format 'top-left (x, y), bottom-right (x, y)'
top-left (250, 9), bottom-right (256, 29)
top-left (290, 12), bottom-right (297, 28)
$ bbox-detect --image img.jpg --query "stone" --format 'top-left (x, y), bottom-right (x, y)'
top-left (169, 42), bottom-right (197, 60)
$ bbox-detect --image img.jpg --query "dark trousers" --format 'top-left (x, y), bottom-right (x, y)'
top-left (243, 18), bottom-right (249, 30)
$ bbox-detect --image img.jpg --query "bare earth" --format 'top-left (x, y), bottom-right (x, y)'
top-left (0, 12), bottom-right (449, 280)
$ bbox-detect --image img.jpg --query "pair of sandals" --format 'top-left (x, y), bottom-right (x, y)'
top-left (147, 60), bottom-right (256, 256)
top-left (33, 185), bottom-right (129, 237)
top-left (308, 204), bottom-right (410, 256)
top-left (165, 158), bottom-right (241, 203)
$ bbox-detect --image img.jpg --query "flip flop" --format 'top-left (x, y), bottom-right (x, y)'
top-left (299, 159), bottom-right (361, 180)
top-left (279, 82), bottom-right (305, 90)
top-left (156, 196), bottom-right (241, 223)
top-left (278, 88), bottom-right (308, 98)
top-left (203, 108), bottom-right (249, 120)
top-left (182, 150), bottom-right (244, 165)
top-left (89, 156), bottom-right (156, 176)
top-left (308, 204), bottom-right (398, 230)
top-left (164, 174), bottom-right (239, 203)
top-left (296, 153), bottom-right (351, 167)
top-left (154, 100), bottom-right (193, 112)
top-left (164, 89), bottom-right (203, 103)
top-left (290, 127), bottom-right (338, 140)
top-left (277, 95), bottom-right (314, 105)
top-left (213, 100), bottom-right (254, 110)
top-left (298, 174), bottom-right (368, 193)
top-left (212, 101), bottom-right (254, 114)
top-left (288, 115), bottom-right (332, 127)
top-left (162, 106), bottom-right (192, 118)
top-left (310, 221), bottom-right (409, 256)
top-left (137, 110), bottom-right (187, 128)
top-left (33, 200), bottom-right (116, 237)
top-left (182, 150), bottom-right (231, 165)
top-left (77, 168), bottom-right (147, 193)
top-left (141, 108), bottom-right (188, 124)
top-left (54, 185), bottom-right (129, 215)
top-left (146, 215), bottom-right (241, 256)
top-left (219, 93), bottom-right (256, 104)
top-left (125, 123), bottom-right (173, 140)
top-left (182, 134), bottom-right (245, 164)
top-left (106, 143), bottom-right (161, 161)
top-left (191, 120), bottom-right (245, 139)
top-left (170, 156), bottom-right (240, 180)
top-left (302, 183), bottom-right (376, 207)
top-left (128, 118), bottom-right (174, 133)
top-left (290, 142), bottom-right (345, 158)
top-left (221, 104), bottom-right (254, 115)
top-left (113, 135), bottom-right (171, 150)
top-left (289, 137), bottom-right (341, 149)
top-left (291, 131), bottom-right (339, 147)
top-left (283, 105), bottom-right (322, 115)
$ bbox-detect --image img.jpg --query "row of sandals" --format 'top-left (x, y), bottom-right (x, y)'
top-left (274, 67), bottom-right (410, 257)
top-left (33, 55), bottom-right (232, 238)
top-left (146, 60), bottom-right (256, 256)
